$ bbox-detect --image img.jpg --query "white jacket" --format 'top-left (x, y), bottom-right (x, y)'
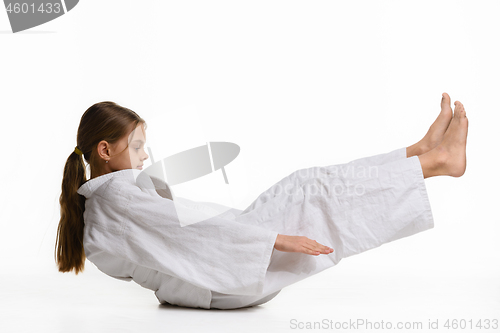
top-left (77, 169), bottom-right (278, 309)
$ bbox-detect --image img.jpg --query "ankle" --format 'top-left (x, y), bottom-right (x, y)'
top-left (407, 141), bottom-right (427, 158)
top-left (418, 146), bottom-right (447, 178)
top-left (432, 145), bottom-right (449, 167)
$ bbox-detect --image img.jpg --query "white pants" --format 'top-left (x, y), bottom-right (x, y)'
top-left (210, 147), bottom-right (434, 309)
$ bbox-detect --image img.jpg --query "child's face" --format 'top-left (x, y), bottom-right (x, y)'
top-left (111, 123), bottom-right (149, 171)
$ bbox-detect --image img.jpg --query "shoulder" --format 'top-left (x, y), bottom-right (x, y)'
top-left (77, 169), bottom-right (138, 199)
top-left (84, 169), bottom-right (171, 206)
top-left (83, 170), bottom-right (140, 202)
top-left (104, 172), bottom-right (141, 199)
top-left (107, 170), bottom-right (166, 202)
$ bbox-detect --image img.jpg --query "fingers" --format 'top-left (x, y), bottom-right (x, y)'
top-left (275, 235), bottom-right (335, 256)
top-left (303, 238), bottom-right (334, 256)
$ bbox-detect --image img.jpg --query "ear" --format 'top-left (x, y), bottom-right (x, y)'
top-left (96, 140), bottom-right (111, 162)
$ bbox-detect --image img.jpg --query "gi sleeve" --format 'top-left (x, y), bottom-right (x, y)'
top-left (98, 176), bottom-right (279, 296)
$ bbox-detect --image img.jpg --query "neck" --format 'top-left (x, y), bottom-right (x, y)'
top-left (90, 166), bottom-right (109, 180)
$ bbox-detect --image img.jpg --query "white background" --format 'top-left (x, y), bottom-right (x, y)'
top-left (0, 1), bottom-right (498, 332)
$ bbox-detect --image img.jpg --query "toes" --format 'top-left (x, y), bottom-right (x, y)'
top-left (454, 101), bottom-right (466, 118)
top-left (441, 93), bottom-right (451, 110)
top-left (440, 93), bottom-right (453, 118)
top-left (441, 93), bottom-right (451, 109)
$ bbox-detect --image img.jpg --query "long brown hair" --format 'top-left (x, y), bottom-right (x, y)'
top-left (55, 101), bottom-right (146, 274)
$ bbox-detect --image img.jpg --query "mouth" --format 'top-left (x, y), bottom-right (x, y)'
top-left (137, 165), bottom-right (143, 170)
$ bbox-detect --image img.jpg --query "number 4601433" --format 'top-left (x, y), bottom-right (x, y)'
top-left (5, 2), bottom-right (62, 14)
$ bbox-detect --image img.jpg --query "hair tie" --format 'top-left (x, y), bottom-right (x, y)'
top-left (74, 146), bottom-right (83, 156)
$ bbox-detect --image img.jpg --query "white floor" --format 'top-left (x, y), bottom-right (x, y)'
top-left (2, 256), bottom-right (498, 333)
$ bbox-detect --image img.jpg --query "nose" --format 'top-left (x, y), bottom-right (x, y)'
top-left (138, 147), bottom-right (148, 160)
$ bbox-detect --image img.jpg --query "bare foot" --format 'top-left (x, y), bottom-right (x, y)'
top-left (407, 93), bottom-right (453, 157)
top-left (418, 100), bottom-right (468, 178)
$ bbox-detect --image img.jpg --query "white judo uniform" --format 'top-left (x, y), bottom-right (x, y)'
top-left (77, 147), bottom-right (434, 310)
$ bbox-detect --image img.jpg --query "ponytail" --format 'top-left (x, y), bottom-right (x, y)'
top-left (55, 150), bottom-right (87, 274)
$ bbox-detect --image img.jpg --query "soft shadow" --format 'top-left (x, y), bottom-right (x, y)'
top-left (158, 303), bottom-right (265, 312)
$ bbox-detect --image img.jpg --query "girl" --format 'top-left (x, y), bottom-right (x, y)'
top-left (55, 93), bottom-right (468, 309)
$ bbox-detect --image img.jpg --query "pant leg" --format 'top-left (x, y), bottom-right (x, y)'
top-left (233, 154), bottom-right (433, 301)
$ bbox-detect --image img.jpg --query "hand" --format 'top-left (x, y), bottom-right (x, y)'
top-left (274, 234), bottom-right (334, 256)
